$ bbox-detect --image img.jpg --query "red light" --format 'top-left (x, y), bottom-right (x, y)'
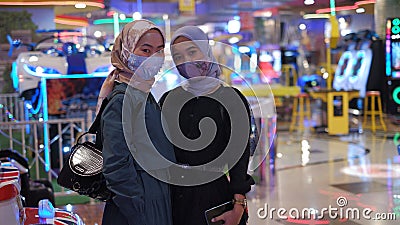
top-left (107, 11), bottom-right (116, 17)
top-left (355, 0), bottom-right (376, 6)
top-left (316, 5), bottom-right (357, 14)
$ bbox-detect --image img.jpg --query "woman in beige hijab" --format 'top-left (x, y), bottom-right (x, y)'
top-left (100, 19), bottom-right (175, 225)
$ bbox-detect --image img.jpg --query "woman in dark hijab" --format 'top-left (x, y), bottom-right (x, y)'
top-left (159, 26), bottom-right (255, 225)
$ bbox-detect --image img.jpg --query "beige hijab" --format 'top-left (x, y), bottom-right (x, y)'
top-left (96, 19), bottom-right (165, 113)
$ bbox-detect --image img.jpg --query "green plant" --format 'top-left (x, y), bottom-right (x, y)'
top-left (0, 10), bottom-right (38, 43)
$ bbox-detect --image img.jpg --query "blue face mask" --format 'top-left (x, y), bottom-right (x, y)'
top-left (127, 53), bottom-right (164, 80)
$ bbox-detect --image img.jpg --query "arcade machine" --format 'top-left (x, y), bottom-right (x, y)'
top-left (229, 44), bottom-right (260, 85)
top-left (386, 17), bottom-right (400, 121)
top-left (333, 33), bottom-right (358, 92)
top-left (9, 32), bottom-right (111, 172)
top-left (309, 15), bottom-right (359, 135)
top-left (347, 30), bottom-right (381, 99)
top-left (280, 46), bottom-right (299, 86)
top-left (258, 48), bottom-right (281, 83)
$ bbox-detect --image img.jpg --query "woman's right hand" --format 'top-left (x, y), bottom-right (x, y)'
top-left (211, 204), bottom-right (244, 225)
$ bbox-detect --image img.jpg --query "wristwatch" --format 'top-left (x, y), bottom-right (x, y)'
top-left (232, 198), bottom-right (247, 209)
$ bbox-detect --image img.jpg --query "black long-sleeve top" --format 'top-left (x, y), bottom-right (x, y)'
top-left (159, 85), bottom-right (254, 195)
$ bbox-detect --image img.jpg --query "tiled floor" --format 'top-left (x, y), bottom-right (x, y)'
top-left (60, 126), bottom-right (400, 225)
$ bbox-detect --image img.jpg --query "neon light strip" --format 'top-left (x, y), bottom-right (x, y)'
top-left (330, 0), bottom-right (336, 16)
top-left (386, 20), bottom-right (392, 76)
top-left (42, 72), bottom-right (110, 79)
top-left (303, 14), bottom-right (330, 19)
top-left (23, 64), bottom-right (110, 78)
top-left (40, 77), bottom-right (50, 172)
top-left (93, 18), bottom-right (134, 25)
top-left (11, 62), bottom-right (18, 90)
top-left (317, 0), bottom-right (376, 14)
top-left (316, 5), bottom-right (357, 14)
top-left (386, 40), bottom-right (391, 76)
top-left (355, 0), bottom-right (376, 6)
top-left (56, 15), bottom-right (87, 20)
top-left (54, 19), bottom-right (88, 27)
top-left (0, 1), bottom-right (104, 8)
top-left (393, 86), bottom-right (400, 105)
top-left (56, 32), bottom-right (84, 37)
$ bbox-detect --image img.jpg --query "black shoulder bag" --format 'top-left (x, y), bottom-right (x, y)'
top-left (57, 90), bottom-right (125, 201)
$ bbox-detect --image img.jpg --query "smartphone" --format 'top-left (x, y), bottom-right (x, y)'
top-left (204, 201), bottom-right (233, 225)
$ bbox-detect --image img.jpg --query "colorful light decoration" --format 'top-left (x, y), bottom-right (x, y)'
top-left (316, 5), bottom-right (357, 14)
top-left (316, 0), bottom-right (376, 14)
top-left (355, 0), bottom-right (376, 6)
top-left (54, 15), bottom-right (89, 27)
top-left (0, 1), bottom-right (104, 8)
top-left (329, 0), bottom-right (336, 16)
top-left (393, 87), bottom-right (400, 105)
top-left (93, 18), bottom-right (134, 25)
top-left (386, 18), bottom-right (400, 78)
top-left (387, 19), bottom-right (392, 76)
top-left (303, 14), bottom-right (330, 19)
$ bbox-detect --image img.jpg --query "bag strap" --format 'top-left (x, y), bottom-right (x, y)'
top-left (88, 90), bottom-right (126, 134)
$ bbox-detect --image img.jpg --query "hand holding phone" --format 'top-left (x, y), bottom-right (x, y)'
top-left (204, 201), bottom-right (234, 225)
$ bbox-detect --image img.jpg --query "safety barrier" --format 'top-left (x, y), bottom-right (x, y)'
top-left (0, 93), bottom-right (25, 125)
top-left (0, 115), bottom-right (95, 197)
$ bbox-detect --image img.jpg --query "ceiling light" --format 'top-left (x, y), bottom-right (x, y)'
top-left (304, 0), bottom-right (315, 5)
top-left (227, 19), bottom-right (241, 34)
top-left (299, 23), bottom-right (307, 30)
top-left (264, 11), bottom-right (272, 17)
top-left (228, 36), bottom-right (240, 44)
top-left (119, 14), bottom-right (126, 20)
top-left (238, 46), bottom-right (250, 54)
top-left (132, 12), bottom-right (142, 20)
top-left (94, 31), bottom-right (102, 38)
top-left (356, 8), bottom-right (365, 13)
top-left (75, 3), bottom-right (86, 9)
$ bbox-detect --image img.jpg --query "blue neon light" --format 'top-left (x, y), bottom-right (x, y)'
top-left (41, 78), bottom-right (50, 172)
top-left (387, 59), bottom-right (392, 76)
top-left (27, 87), bottom-right (43, 115)
top-left (94, 65), bottom-right (111, 73)
top-left (393, 26), bottom-right (400, 35)
top-left (393, 18), bottom-right (400, 26)
top-left (10, 62), bottom-right (18, 90)
top-left (393, 86), bottom-right (400, 105)
top-left (23, 64), bottom-right (109, 79)
top-left (25, 64), bottom-right (61, 75)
